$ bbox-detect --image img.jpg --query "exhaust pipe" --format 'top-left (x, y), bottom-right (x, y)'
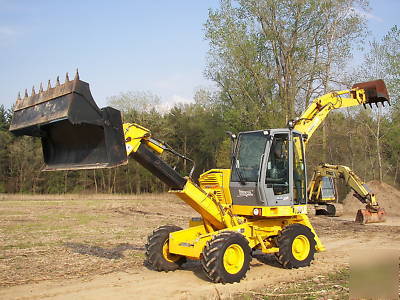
top-left (9, 70), bottom-right (128, 170)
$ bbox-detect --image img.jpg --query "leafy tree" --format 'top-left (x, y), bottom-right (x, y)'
top-left (205, 0), bottom-right (368, 128)
top-left (1, 9), bottom-right (400, 194)
top-left (107, 90), bottom-right (169, 193)
top-left (165, 102), bottom-right (226, 178)
top-left (382, 25), bottom-right (400, 104)
top-left (0, 131), bottom-right (12, 192)
top-left (0, 105), bottom-right (12, 130)
top-left (353, 25), bottom-right (400, 182)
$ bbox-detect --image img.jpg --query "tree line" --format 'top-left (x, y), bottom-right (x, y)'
top-left (0, 0), bottom-right (399, 194)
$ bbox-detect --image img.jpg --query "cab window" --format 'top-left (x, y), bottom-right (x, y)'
top-left (231, 131), bottom-right (268, 182)
top-left (266, 134), bottom-right (289, 195)
top-left (293, 133), bottom-right (306, 204)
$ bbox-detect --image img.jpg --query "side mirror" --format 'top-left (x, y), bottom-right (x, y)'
top-left (287, 117), bottom-right (299, 129)
top-left (226, 131), bottom-right (237, 141)
top-left (226, 131), bottom-right (237, 162)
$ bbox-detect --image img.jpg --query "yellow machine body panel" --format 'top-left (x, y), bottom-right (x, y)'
top-left (198, 169), bottom-right (309, 218)
top-left (232, 204), bottom-right (308, 217)
top-left (170, 180), bottom-right (235, 230)
top-left (123, 123), bottom-right (165, 155)
top-left (198, 169), bottom-right (232, 205)
top-left (169, 214), bottom-right (325, 259)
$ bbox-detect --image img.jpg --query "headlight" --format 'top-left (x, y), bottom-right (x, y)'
top-left (253, 208), bottom-right (262, 216)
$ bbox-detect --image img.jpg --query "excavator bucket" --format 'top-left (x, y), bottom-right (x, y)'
top-left (355, 207), bottom-right (386, 224)
top-left (9, 71), bottom-right (128, 171)
top-left (352, 79), bottom-right (390, 107)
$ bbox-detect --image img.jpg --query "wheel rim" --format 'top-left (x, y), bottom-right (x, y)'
top-left (162, 240), bottom-right (180, 263)
top-left (291, 235), bottom-right (310, 261)
top-left (223, 244), bottom-right (245, 274)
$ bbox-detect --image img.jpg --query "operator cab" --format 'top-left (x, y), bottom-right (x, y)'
top-left (320, 177), bottom-right (336, 201)
top-left (230, 128), bottom-right (307, 207)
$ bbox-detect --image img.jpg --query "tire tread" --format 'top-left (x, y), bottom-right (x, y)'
top-left (200, 231), bottom-right (251, 284)
top-left (145, 225), bottom-right (186, 272)
top-left (276, 223), bottom-right (316, 269)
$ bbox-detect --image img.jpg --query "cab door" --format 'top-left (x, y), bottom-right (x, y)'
top-left (259, 131), bottom-right (307, 206)
top-left (292, 132), bottom-right (307, 205)
top-left (260, 132), bottom-right (292, 206)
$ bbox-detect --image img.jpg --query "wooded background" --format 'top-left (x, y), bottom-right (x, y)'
top-left (0, 0), bottom-right (399, 194)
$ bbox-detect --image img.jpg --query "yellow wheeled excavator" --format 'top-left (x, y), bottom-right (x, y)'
top-left (9, 71), bottom-right (389, 283)
top-left (308, 164), bottom-right (385, 224)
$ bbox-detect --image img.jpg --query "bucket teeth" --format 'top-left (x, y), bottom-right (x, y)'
top-left (16, 92), bottom-right (22, 107)
top-left (74, 69), bottom-right (79, 81)
top-left (9, 71), bottom-right (128, 170)
top-left (13, 70), bottom-right (87, 112)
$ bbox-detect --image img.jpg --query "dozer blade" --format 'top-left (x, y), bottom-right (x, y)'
top-left (352, 79), bottom-right (390, 107)
top-left (355, 207), bottom-right (386, 224)
top-left (9, 71), bottom-right (128, 171)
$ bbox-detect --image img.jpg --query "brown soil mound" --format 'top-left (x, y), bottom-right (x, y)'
top-left (342, 180), bottom-right (400, 216)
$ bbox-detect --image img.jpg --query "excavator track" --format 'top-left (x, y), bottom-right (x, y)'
top-left (326, 203), bottom-right (344, 217)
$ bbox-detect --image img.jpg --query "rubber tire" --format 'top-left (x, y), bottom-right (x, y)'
top-left (276, 223), bottom-right (316, 269)
top-left (326, 203), bottom-right (344, 217)
top-left (145, 225), bottom-right (186, 272)
top-left (201, 231), bottom-right (251, 284)
top-left (326, 204), bottom-right (336, 216)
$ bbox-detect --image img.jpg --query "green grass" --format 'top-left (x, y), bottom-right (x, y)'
top-left (1, 208), bottom-right (111, 252)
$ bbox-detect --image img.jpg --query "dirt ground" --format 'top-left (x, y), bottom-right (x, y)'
top-left (343, 180), bottom-right (400, 216)
top-left (0, 193), bottom-right (399, 299)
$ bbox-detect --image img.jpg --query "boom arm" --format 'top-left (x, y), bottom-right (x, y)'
top-left (293, 80), bottom-right (389, 144)
top-left (123, 122), bottom-right (236, 230)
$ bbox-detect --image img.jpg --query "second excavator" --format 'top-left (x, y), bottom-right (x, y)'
top-left (9, 72), bottom-right (389, 283)
top-left (308, 163), bottom-right (385, 223)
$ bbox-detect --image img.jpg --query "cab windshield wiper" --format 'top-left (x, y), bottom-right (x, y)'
top-left (232, 156), bottom-right (247, 185)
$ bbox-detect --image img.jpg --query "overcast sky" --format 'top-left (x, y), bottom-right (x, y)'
top-left (0, 0), bottom-right (399, 109)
